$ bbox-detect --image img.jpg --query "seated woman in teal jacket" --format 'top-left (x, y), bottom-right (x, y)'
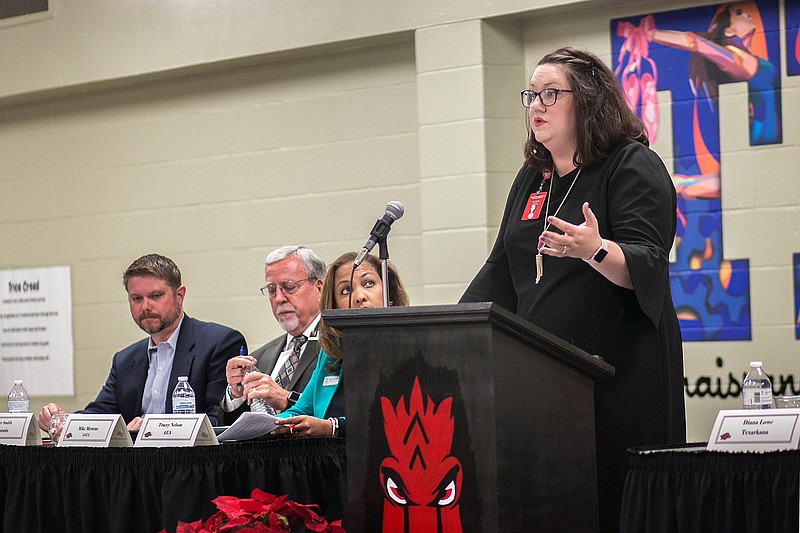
top-left (271, 250), bottom-right (409, 438)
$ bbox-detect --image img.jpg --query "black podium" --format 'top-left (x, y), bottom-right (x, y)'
top-left (323, 302), bottom-right (614, 532)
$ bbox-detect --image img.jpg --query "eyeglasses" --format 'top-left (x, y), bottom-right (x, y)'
top-left (520, 89), bottom-right (574, 108)
top-left (260, 278), bottom-right (312, 299)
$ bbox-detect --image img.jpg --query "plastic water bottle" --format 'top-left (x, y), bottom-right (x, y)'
top-left (7, 380), bottom-right (30, 413)
top-left (742, 361), bottom-right (772, 409)
top-left (172, 376), bottom-right (196, 414)
top-left (245, 364), bottom-right (277, 415)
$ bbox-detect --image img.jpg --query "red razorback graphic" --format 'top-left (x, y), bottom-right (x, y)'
top-left (379, 376), bottom-right (463, 533)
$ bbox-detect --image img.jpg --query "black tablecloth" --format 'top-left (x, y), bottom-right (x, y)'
top-left (0, 438), bottom-right (346, 533)
top-left (621, 443), bottom-right (800, 533)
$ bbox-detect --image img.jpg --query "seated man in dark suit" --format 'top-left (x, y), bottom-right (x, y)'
top-left (38, 254), bottom-right (246, 432)
top-left (220, 245), bottom-right (325, 424)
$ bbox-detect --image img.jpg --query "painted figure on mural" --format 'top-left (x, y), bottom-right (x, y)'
top-left (787, 1), bottom-right (800, 75)
top-left (614, 1), bottom-right (782, 341)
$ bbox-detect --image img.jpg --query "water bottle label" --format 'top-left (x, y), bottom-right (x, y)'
top-left (173, 398), bottom-right (196, 414)
top-left (8, 400), bottom-right (30, 413)
top-left (743, 389), bottom-right (772, 408)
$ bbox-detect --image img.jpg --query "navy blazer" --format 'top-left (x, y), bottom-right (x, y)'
top-left (82, 315), bottom-right (246, 425)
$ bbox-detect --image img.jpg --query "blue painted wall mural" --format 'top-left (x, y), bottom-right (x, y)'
top-left (611, 1), bottom-right (783, 342)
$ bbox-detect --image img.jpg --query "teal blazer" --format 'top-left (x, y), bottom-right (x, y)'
top-left (278, 350), bottom-right (344, 421)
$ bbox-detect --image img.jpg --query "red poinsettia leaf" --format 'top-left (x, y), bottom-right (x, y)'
top-left (203, 512), bottom-right (225, 530)
top-left (239, 498), bottom-right (269, 515)
top-left (265, 513), bottom-right (289, 528)
top-left (225, 515), bottom-right (258, 528)
top-left (291, 502), bottom-right (322, 522)
top-left (325, 520), bottom-right (347, 533)
top-left (250, 488), bottom-right (279, 505)
top-left (213, 495), bottom-right (249, 517)
top-left (265, 494), bottom-right (290, 513)
top-left (175, 519), bottom-right (207, 533)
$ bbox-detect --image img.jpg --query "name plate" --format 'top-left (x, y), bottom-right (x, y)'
top-left (0, 413), bottom-right (40, 446)
top-left (58, 414), bottom-right (133, 447)
top-left (134, 414), bottom-right (218, 447)
top-left (707, 409), bottom-right (800, 452)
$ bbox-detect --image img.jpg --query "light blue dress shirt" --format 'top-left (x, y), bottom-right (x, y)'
top-left (140, 315), bottom-right (184, 415)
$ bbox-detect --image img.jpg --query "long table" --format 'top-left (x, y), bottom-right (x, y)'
top-left (0, 438), bottom-right (346, 533)
top-left (621, 443), bottom-right (800, 533)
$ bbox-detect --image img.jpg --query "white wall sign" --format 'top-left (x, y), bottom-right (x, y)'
top-left (0, 266), bottom-right (74, 395)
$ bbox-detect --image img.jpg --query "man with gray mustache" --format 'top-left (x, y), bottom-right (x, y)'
top-left (220, 246), bottom-right (325, 424)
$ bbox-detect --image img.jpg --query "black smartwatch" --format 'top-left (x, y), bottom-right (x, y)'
top-left (286, 390), bottom-right (301, 406)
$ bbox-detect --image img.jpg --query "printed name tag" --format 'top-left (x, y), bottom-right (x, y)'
top-left (59, 414), bottom-right (132, 447)
top-left (707, 409), bottom-right (800, 452)
top-left (521, 192), bottom-right (547, 220)
top-left (134, 414), bottom-right (218, 447)
top-left (323, 375), bottom-right (340, 387)
top-left (0, 413), bottom-right (39, 446)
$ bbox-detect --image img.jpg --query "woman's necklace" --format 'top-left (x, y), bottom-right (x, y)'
top-left (535, 167), bottom-right (582, 284)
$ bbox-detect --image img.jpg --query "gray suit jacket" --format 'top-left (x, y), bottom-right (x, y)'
top-left (220, 333), bottom-right (319, 424)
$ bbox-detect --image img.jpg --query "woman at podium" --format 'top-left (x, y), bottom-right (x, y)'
top-left (270, 251), bottom-right (409, 438)
top-left (460, 46), bottom-right (686, 533)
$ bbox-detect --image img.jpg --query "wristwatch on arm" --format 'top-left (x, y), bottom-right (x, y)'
top-left (286, 390), bottom-right (301, 406)
top-left (585, 239), bottom-right (608, 264)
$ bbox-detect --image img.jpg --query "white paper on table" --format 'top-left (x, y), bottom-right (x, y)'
top-left (216, 411), bottom-right (281, 442)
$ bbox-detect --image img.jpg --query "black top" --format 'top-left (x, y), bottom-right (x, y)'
top-left (461, 138), bottom-right (686, 531)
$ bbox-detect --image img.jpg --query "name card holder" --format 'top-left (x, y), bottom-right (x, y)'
top-left (707, 408), bottom-right (800, 452)
top-left (0, 413), bottom-right (40, 446)
top-left (133, 414), bottom-right (218, 447)
top-left (58, 414), bottom-right (132, 447)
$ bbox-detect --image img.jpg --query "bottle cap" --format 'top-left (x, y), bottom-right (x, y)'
top-left (13, 380), bottom-right (22, 385)
top-left (178, 376), bottom-right (188, 381)
top-left (749, 361), bottom-right (763, 368)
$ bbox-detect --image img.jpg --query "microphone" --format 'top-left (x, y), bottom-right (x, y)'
top-left (354, 201), bottom-right (405, 266)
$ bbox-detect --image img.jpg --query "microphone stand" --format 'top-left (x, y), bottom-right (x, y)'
top-left (378, 235), bottom-right (390, 307)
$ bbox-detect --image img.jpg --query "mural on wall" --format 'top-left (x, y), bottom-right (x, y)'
top-left (612, 1), bottom-right (783, 342)
top-left (787, 1), bottom-right (800, 75)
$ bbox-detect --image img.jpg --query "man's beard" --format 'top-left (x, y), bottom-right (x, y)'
top-left (276, 304), bottom-right (299, 333)
top-left (137, 305), bottom-right (181, 335)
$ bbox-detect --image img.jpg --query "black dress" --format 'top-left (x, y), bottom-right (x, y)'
top-left (461, 138), bottom-right (686, 532)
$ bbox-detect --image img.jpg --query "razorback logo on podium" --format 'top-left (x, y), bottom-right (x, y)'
top-left (379, 376), bottom-right (463, 533)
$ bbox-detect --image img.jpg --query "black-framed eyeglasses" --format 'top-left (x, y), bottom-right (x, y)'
top-left (521, 88), bottom-right (574, 108)
top-left (260, 278), bottom-right (312, 299)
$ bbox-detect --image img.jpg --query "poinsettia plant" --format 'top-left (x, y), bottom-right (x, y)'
top-left (158, 488), bottom-right (345, 533)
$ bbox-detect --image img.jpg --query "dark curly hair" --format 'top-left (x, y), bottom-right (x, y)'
top-left (524, 47), bottom-right (647, 171)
